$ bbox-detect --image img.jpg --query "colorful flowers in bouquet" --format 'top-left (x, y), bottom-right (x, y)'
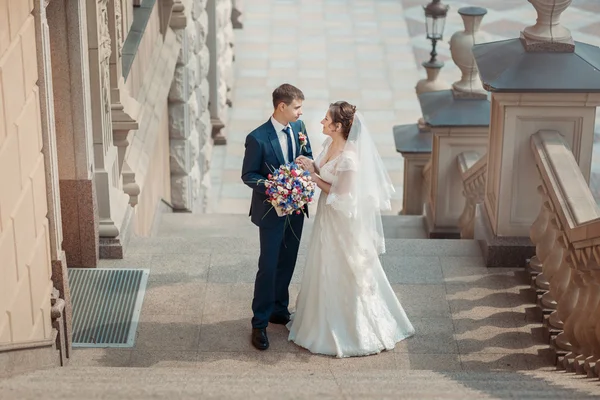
top-left (264, 162), bottom-right (316, 217)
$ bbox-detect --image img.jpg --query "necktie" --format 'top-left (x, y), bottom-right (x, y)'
top-left (283, 125), bottom-right (294, 163)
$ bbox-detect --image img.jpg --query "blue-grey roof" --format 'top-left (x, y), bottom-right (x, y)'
top-left (418, 90), bottom-right (490, 127)
top-left (393, 124), bottom-right (432, 154)
top-left (473, 39), bottom-right (600, 93)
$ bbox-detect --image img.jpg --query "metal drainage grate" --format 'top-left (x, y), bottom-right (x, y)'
top-left (68, 268), bottom-right (149, 348)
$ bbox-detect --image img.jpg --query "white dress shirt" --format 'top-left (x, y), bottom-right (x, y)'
top-left (271, 116), bottom-right (296, 164)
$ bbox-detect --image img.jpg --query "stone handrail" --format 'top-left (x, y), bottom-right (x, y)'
top-left (529, 130), bottom-right (600, 376)
top-left (457, 151), bottom-right (487, 239)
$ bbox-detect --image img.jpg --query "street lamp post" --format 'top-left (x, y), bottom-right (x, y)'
top-left (424, 0), bottom-right (449, 65)
top-left (416, 0), bottom-right (450, 95)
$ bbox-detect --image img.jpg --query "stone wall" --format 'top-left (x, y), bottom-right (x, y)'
top-left (0, 0), bottom-right (55, 358)
top-left (169, 0), bottom-right (212, 212)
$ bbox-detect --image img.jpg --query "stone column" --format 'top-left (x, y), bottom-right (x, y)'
top-left (207, 0), bottom-right (230, 145)
top-left (33, 0), bottom-right (73, 365)
top-left (472, 0), bottom-right (600, 267)
top-left (107, 0), bottom-right (140, 208)
top-left (86, 0), bottom-right (130, 258)
top-left (222, 0), bottom-right (234, 107)
top-left (394, 124), bottom-right (431, 215)
top-left (46, 0), bottom-right (99, 270)
top-left (420, 7), bottom-right (490, 238)
top-left (168, 0), bottom-right (212, 212)
top-left (231, 0), bottom-right (243, 29)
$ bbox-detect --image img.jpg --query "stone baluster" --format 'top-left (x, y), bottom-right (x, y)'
top-left (539, 216), bottom-right (565, 311)
top-left (570, 266), bottom-right (595, 374)
top-left (592, 269), bottom-right (600, 377)
top-left (532, 198), bottom-right (556, 294)
top-left (559, 253), bottom-right (586, 370)
top-left (528, 185), bottom-right (551, 274)
top-left (555, 249), bottom-right (581, 363)
top-left (457, 153), bottom-right (486, 239)
top-left (457, 181), bottom-right (479, 239)
top-left (582, 268), bottom-right (600, 377)
top-left (547, 232), bottom-right (572, 331)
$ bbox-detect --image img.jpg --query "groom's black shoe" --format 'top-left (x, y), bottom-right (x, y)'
top-left (251, 328), bottom-right (269, 350)
top-left (269, 314), bottom-right (291, 325)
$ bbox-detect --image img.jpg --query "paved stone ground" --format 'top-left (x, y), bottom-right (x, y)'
top-left (209, 0), bottom-right (600, 215)
top-left (5, 213), bottom-right (596, 398)
top-left (78, 214), bottom-right (549, 372)
top-left (70, 215), bottom-right (567, 372)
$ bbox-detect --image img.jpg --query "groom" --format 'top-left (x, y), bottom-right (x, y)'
top-left (241, 84), bottom-right (313, 350)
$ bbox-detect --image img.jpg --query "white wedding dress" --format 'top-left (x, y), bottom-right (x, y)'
top-left (287, 133), bottom-right (415, 358)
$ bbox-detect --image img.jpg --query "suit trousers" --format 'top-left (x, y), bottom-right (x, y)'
top-left (251, 214), bottom-right (304, 329)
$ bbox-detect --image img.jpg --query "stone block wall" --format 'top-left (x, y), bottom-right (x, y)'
top-left (169, 0), bottom-right (212, 211)
top-left (0, 0), bottom-right (54, 349)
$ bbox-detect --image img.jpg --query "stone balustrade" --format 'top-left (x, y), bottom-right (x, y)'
top-left (529, 129), bottom-right (600, 377)
top-left (457, 151), bottom-right (487, 239)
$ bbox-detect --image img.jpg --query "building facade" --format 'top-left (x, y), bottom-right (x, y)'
top-left (0, 0), bottom-right (241, 376)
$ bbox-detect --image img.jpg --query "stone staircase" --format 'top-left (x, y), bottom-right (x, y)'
top-left (2, 213), bottom-right (600, 399)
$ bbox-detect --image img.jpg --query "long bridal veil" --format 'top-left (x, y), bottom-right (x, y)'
top-left (325, 112), bottom-right (395, 287)
top-left (288, 111), bottom-right (415, 357)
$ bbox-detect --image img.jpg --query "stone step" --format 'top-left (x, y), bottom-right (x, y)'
top-left (102, 213), bottom-right (486, 286)
top-left (2, 366), bottom-right (600, 399)
top-left (134, 213), bottom-right (448, 252)
top-left (157, 213), bottom-right (427, 238)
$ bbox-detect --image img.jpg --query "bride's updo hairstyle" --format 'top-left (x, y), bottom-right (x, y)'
top-left (328, 101), bottom-right (356, 140)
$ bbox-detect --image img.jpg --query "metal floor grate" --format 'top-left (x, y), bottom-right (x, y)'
top-left (68, 268), bottom-right (149, 347)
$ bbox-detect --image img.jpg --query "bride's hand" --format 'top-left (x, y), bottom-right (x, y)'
top-left (296, 156), bottom-right (315, 173)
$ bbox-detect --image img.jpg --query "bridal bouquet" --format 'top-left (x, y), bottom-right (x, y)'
top-left (264, 162), bottom-right (316, 217)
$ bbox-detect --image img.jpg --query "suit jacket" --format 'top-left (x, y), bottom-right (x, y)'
top-left (241, 118), bottom-right (314, 227)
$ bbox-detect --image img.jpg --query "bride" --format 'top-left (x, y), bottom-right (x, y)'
top-left (290, 101), bottom-right (415, 358)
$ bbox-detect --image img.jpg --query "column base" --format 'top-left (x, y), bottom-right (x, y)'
top-left (424, 202), bottom-right (461, 239)
top-left (428, 228), bottom-right (461, 239)
top-left (474, 204), bottom-right (535, 268)
top-left (59, 179), bottom-right (99, 267)
top-left (99, 207), bottom-right (134, 259)
top-left (212, 119), bottom-right (227, 145)
top-left (231, 11), bottom-right (243, 29)
top-left (400, 153), bottom-right (430, 216)
top-left (51, 253), bottom-right (72, 363)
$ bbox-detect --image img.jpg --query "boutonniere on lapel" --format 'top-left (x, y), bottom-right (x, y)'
top-left (298, 132), bottom-right (308, 151)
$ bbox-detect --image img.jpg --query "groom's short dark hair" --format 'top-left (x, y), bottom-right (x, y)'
top-left (272, 84), bottom-right (304, 109)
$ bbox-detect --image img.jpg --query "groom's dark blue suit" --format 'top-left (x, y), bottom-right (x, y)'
top-left (241, 118), bottom-right (313, 329)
